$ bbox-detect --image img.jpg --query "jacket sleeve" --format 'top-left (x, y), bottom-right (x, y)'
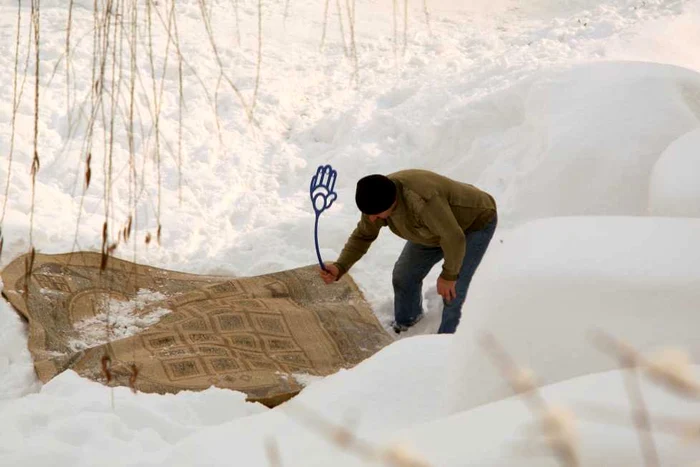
top-left (420, 196), bottom-right (466, 281)
top-left (334, 215), bottom-right (383, 277)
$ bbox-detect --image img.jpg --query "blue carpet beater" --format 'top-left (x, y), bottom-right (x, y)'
top-left (309, 165), bottom-right (338, 272)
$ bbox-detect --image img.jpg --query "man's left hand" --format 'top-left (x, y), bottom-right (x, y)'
top-left (437, 277), bottom-right (457, 303)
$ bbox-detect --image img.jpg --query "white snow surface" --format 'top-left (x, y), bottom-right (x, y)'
top-left (68, 289), bottom-right (171, 351)
top-left (649, 127), bottom-right (700, 217)
top-left (449, 216), bottom-right (700, 412)
top-left (1, 0), bottom-right (700, 465)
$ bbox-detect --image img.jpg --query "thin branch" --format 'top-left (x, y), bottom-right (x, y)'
top-left (29, 0), bottom-right (42, 251)
top-left (286, 403), bottom-right (431, 467)
top-left (146, 0), bottom-right (163, 245)
top-left (66, 0), bottom-right (75, 129)
top-left (335, 0), bottom-right (349, 57)
top-left (250, 0), bottom-right (263, 116)
top-left (422, 0), bottom-right (431, 36)
top-left (265, 438), bottom-right (283, 467)
top-left (197, 0), bottom-right (254, 122)
top-left (623, 365), bottom-right (660, 466)
top-left (345, 0), bottom-right (358, 85)
top-left (1, 0), bottom-right (26, 260)
top-left (480, 333), bottom-right (579, 467)
top-left (392, 0), bottom-right (398, 62)
top-left (320, 0), bottom-right (330, 51)
top-left (283, 0), bottom-right (291, 27)
top-left (575, 402), bottom-right (700, 440)
top-left (231, 0), bottom-right (241, 46)
top-left (591, 331), bottom-right (660, 466)
top-left (170, 0), bottom-right (184, 206)
top-left (402, 0), bottom-right (408, 56)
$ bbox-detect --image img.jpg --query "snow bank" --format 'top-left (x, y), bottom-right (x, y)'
top-left (0, 335), bottom-right (451, 467)
top-left (155, 335), bottom-right (451, 467)
top-left (391, 366), bottom-right (700, 467)
top-left (0, 282), bottom-right (40, 400)
top-left (1, 0), bottom-right (700, 465)
top-left (315, 60), bottom-right (700, 328)
top-left (165, 339), bottom-right (700, 467)
top-left (649, 127), bottom-right (700, 217)
top-left (448, 216), bottom-right (700, 412)
top-left (605, 2), bottom-right (700, 74)
top-left (0, 371), bottom-right (268, 466)
top-left (432, 61), bottom-right (700, 226)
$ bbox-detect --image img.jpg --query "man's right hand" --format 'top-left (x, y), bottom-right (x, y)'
top-left (319, 263), bottom-right (340, 284)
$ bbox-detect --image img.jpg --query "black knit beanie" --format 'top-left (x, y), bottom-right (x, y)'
top-left (355, 174), bottom-right (397, 215)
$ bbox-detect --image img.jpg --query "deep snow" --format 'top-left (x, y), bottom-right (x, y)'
top-left (1, 0), bottom-right (700, 465)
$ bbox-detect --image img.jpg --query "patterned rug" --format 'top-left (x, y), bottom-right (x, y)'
top-left (1, 252), bottom-right (393, 407)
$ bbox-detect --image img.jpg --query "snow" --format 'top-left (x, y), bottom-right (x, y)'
top-left (448, 216), bottom-right (700, 412)
top-left (392, 366), bottom-right (700, 466)
top-left (649, 127), bottom-right (700, 217)
top-left (429, 61), bottom-right (700, 226)
top-left (0, 371), bottom-right (268, 466)
top-left (1, 0), bottom-right (700, 465)
top-left (68, 290), bottom-right (171, 351)
top-left (0, 282), bottom-right (41, 400)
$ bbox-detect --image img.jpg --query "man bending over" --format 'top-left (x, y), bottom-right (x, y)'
top-left (319, 169), bottom-right (497, 334)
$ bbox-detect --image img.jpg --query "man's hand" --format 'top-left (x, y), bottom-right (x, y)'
top-left (437, 276), bottom-right (457, 302)
top-left (319, 263), bottom-right (340, 284)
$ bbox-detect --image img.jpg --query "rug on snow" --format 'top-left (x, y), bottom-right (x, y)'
top-left (1, 252), bottom-right (393, 407)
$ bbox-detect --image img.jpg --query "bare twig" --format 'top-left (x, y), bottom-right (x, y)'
top-left (251, 0), bottom-right (263, 117)
top-left (70, 0), bottom-right (104, 257)
top-left (128, 0), bottom-right (138, 255)
top-left (575, 401), bottom-right (700, 441)
top-left (197, 0), bottom-right (254, 122)
top-left (591, 331), bottom-right (660, 467)
top-left (286, 403), bottom-right (432, 467)
top-left (265, 438), bottom-right (283, 467)
top-left (101, 354), bottom-right (113, 383)
top-left (320, 0), bottom-right (331, 51)
top-left (146, 0), bottom-right (163, 246)
top-left (402, 0), bottom-right (408, 56)
top-left (231, 0), bottom-right (241, 46)
top-left (1, 1), bottom-right (27, 261)
top-left (335, 0), bottom-right (349, 57)
top-left (29, 0), bottom-right (42, 257)
top-left (128, 363), bottom-right (139, 394)
top-left (645, 348), bottom-right (700, 399)
top-left (284, 0), bottom-right (291, 26)
top-left (23, 247), bottom-right (36, 296)
top-left (392, 0), bottom-right (398, 62)
top-left (479, 333), bottom-right (579, 466)
top-left (66, 0), bottom-right (75, 128)
top-left (422, 0), bottom-right (432, 35)
top-left (170, 0), bottom-right (184, 206)
top-left (623, 364), bottom-right (659, 466)
top-left (106, 0), bottom-right (121, 258)
top-left (345, 0), bottom-right (358, 85)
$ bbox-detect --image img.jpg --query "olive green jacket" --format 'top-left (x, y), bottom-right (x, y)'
top-left (335, 169), bottom-right (496, 281)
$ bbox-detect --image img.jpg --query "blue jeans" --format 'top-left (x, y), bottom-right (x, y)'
top-left (392, 216), bottom-right (497, 334)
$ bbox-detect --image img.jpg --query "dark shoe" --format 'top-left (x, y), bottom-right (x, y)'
top-left (391, 313), bottom-right (424, 334)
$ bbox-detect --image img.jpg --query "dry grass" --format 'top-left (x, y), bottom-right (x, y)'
top-left (477, 329), bottom-right (700, 467)
top-left (480, 333), bottom-right (580, 466)
top-left (285, 403), bottom-right (432, 467)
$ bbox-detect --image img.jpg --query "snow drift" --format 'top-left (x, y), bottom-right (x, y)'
top-left (449, 216), bottom-right (700, 412)
top-left (2, 0), bottom-right (700, 464)
top-left (649, 127), bottom-right (700, 217)
top-left (433, 61), bottom-right (700, 227)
